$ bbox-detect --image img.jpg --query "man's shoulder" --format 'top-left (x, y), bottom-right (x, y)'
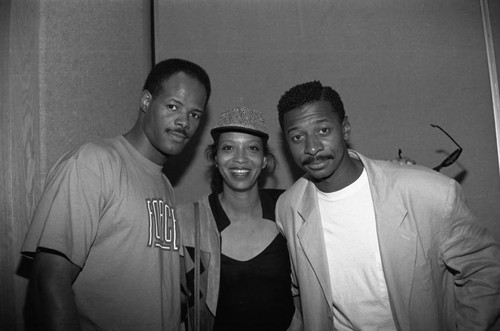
top-left (359, 152), bottom-right (451, 185)
top-left (74, 136), bottom-right (123, 159)
top-left (278, 177), bottom-right (310, 205)
top-left (362, 155), bottom-right (458, 201)
top-left (47, 136), bottom-right (124, 178)
top-left (68, 136), bottom-right (124, 164)
top-left (375, 160), bottom-right (451, 186)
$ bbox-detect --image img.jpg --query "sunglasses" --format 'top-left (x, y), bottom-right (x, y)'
top-left (430, 124), bottom-right (462, 172)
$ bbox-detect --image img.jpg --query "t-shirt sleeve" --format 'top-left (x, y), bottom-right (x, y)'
top-left (21, 153), bottom-right (103, 268)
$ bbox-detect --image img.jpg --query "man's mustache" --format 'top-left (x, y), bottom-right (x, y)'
top-left (168, 128), bottom-right (190, 139)
top-left (302, 155), bottom-right (332, 166)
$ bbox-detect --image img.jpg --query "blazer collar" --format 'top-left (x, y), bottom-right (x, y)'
top-left (296, 179), bottom-right (334, 308)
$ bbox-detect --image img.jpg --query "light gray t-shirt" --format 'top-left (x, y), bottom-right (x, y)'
top-left (22, 135), bottom-right (182, 331)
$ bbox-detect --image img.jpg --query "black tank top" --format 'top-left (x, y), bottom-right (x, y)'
top-left (213, 234), bottom-right (295, 330)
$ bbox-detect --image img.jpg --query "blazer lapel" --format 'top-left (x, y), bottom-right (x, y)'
top-left (364, 157), bottom-right (416, 331)
top-left (296, 181), bottom-right (334, 308)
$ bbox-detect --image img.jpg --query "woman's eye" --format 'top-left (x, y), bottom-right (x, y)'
top-left (191, 112), bottom-right (200, 120)
top-left (249, 146), bottom-right (260, 152)
top-left (167, 104), bottom-right (177, 111)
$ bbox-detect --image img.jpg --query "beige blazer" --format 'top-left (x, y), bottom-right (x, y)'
top-left (276, 150), bottom-right (500, 331)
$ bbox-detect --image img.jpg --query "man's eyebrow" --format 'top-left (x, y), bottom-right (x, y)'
top-left (191, 105), bottom-right (204, 112)
top-left (188, 106), bottom-right (205, 115)
top-left (286, 118), bottom-right (329, 134)
top-left (168, 97), bottom-right (182, 105)
top-left (167, 97), bottom-right (204, 113)
top-left (286, 126), bottom-right (300, 135)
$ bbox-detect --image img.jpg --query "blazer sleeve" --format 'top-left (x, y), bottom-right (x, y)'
top-left (439, 180), bottom-right (500, 330)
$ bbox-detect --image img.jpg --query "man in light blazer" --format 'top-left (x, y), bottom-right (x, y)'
top-left (275, 80), bottom-right (500, 330)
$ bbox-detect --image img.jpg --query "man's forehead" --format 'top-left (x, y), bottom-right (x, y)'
top-left (158, 75), bottom-right (207, 103)
top-left (160, 72), bottom-right (201, 90)
top-left (285, 105), bottom-right (335, 127)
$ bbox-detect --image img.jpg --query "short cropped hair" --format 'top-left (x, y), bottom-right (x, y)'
top-left (205, 135), bottom-right (277, 193)
top-left (277, 80), bottom-right (345, 132)
top-left (142, 58), bottom-right (212, 106)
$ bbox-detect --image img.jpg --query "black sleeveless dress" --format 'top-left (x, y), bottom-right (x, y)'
top-left (210, 190), bottom-right (295, 331)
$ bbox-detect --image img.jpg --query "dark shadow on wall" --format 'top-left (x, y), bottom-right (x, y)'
top-left (453, 169), bottom-right (467, 184)
top-left (432, 149), bottom-right (468, 184)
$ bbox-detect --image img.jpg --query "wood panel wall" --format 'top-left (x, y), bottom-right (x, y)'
top-left (0, 0), bottom-right (14, 327)
top-left (1, 1), bottom-right (40, 329)
top-left (1, 1), bottom-right (150, 329)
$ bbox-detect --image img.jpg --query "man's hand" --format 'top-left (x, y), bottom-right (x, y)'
top-left (391, 149), bottom-right (416, 166)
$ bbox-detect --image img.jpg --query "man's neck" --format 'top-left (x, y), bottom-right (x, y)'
top-left (315, 156), bottom-right (364, 193)
top-left (123, 124), bottom-right (167, 166)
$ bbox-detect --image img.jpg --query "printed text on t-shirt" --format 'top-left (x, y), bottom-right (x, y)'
top-left (146, 199), bottom-right (179, 250)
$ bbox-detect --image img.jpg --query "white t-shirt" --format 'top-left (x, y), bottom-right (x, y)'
top-left (317, 169), bottom-right (397, 331)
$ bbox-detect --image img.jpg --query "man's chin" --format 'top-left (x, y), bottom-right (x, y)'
top-left (305, 169), bottom-right (332, 183)
top-left (163, 142), bottom-right (188, 156)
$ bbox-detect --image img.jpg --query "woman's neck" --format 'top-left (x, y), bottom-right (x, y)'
top-left (219, 186), bottom-right (261, 220)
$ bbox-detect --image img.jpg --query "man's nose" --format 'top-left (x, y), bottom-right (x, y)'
top-left (175, 112), bottom-right (190, 130)
top-left (305, 136), bottom-right (323, 156)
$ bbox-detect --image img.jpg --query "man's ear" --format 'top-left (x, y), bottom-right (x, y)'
top-left (140, 90), bottom-right (152, 112)
top-left (262, 156), bottom-right (268, 169)
top-left (342, 116), bottom-right (351, 141)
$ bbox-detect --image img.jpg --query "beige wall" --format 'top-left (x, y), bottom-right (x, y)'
top-left (157, 0), bottom-right (500, 244)
top-left (1, 1), bottom-right (150, 329)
